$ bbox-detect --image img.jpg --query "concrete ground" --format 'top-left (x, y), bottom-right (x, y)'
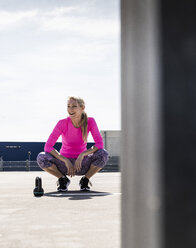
top-left (0, 172), bottom-right (121, 248)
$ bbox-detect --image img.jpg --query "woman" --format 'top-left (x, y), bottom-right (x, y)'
top-left (37, 96), bottom-right (109, 191)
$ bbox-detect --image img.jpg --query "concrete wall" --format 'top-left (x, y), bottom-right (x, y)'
top-left (161, 1), bottom-right (196, 247)
top-left (101, 130), bottom-right (121, 157)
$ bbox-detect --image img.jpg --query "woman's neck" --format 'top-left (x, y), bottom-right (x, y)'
top-left (71, 117), bottom-right (81, 128)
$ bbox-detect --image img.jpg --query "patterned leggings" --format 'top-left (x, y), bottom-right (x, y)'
top-left (37, 149), bottom-right (109, 176)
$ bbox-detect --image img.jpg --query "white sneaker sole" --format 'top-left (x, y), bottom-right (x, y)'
top-left (57, 189), bottom-right (68, 192)
top-left (80, 188), bottom-right (90, 191)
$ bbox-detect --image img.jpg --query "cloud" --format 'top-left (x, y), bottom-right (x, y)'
top-left (0, 10), bottom-right (38, 30)
top-left (0, 1), bottom-right (120, 141)
top-left (41, 16), bottom-right (119, 38)
top-left (0, 5), bottom-right (120, 38)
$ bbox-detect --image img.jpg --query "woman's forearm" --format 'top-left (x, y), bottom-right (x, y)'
top-left (50, 149), bottom-right (68, 162)
top-left (81, 146), bottom-right (98, 157)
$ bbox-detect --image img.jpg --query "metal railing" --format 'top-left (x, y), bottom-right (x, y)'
top-left (0, 157), bottom-right (120, 172)
top-left (0, 160), bottom-right (41, 171)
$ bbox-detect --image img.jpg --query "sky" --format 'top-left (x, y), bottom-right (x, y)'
top-left (0, 0), bottom-right (120, 142)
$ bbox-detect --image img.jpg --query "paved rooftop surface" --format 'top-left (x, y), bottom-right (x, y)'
top-left (0, 172), bottom-right (121, 248)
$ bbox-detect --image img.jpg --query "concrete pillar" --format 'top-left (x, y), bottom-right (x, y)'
top-left (161, 1), bottom-right (196, 247)
top-left (121, 0), bottom-right (162, 248)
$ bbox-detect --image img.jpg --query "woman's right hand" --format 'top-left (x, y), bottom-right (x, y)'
top-left (64, 159), bottom-right (75, 177)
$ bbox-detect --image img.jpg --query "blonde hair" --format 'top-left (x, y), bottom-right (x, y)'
top-left (68, 96), bottom-right (88, 142)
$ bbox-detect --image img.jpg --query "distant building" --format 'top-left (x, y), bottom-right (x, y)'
top-left (101, 130), bottom-right (121, 157)
top-left (0, 142), bottom-right (94, 161)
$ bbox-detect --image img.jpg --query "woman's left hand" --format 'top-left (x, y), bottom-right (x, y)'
top-left (75, 153), bottom-right (84, 172)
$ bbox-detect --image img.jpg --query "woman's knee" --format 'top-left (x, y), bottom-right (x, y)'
top-left (93, 149), bottom-right (109, 168)
top-left (95, 149), bottom-right (109, 158)
top-left (36, 152), bottom-right (53, 169)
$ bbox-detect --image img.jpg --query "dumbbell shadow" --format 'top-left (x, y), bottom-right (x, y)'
top-left (44, 190), bottom-right (112, 200)
top-left (33, 176), bottom-right (112, 199)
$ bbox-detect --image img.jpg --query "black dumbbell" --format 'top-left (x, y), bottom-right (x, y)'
top-left (33, 177), bottom-right (44, 197)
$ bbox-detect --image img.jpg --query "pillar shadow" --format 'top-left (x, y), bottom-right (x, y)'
top-left (43, 190), bottom-right (112, 200)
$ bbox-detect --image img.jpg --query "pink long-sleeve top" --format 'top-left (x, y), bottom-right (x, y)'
top-left (44, 117), bottom-right (104, 158)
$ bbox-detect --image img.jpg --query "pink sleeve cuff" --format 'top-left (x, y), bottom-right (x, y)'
top-left (44, 144), bottom-right (55, 153)
top-left (94, 142), bottom-right (104, 150)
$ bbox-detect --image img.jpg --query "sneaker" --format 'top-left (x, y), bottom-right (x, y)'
top-left (79, 176), bottom-right (92, 191)
top-left (57, 176), bottom-right (70, 192)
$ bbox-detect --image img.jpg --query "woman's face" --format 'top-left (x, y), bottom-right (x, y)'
top-left (67, 99), bottom-right (84, 120)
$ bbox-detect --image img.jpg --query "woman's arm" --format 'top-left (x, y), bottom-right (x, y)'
top-left (45, 119), bottom-right (75, 177)
top-left (75, 118), bottom-right (103, 172)
top-left (44, 120), bottom-right (63, 154)
top-left (88, 118), bottom-right (104, 150)
top-left (80, 145), bottom-right (98, 157)
top-left (50, 149), bottom-right (69, 162)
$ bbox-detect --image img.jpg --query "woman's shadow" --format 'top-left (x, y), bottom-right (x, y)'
top-left (44, 190), bottom-right (112, 200)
